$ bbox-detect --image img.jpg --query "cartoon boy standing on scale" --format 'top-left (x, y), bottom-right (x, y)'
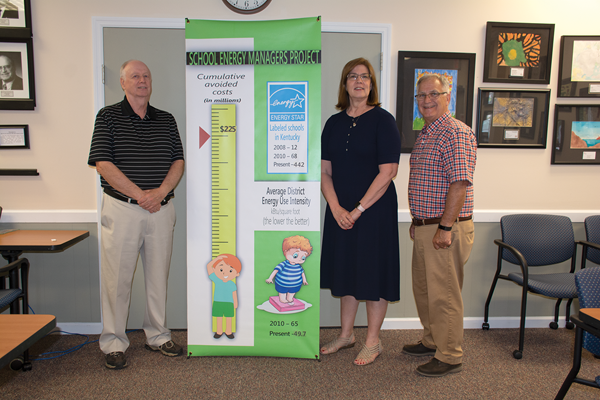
top-left (207, 254), bottom-right (242, 339)
top-left (266, 235), bottom-right (312, 305)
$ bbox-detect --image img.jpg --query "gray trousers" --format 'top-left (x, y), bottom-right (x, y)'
top-left (99, 193), bottom-right (176, 354)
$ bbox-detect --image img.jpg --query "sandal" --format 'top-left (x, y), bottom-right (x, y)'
top-left (353, 339), bottom-right (383, 366)
top-left (320, 333), bottom-right (355, 355)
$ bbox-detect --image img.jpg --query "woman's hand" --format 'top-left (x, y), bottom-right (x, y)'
top-left (331, 206), bottom-right (354, 230)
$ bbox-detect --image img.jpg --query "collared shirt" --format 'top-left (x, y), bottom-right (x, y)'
top-left (87, 96), bottom-right (184, 198)
top-left (408, 112), bottom-right (477, 220)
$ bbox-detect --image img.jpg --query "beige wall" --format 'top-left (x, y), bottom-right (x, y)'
top-left (1, 0), bottom-right (600, 214)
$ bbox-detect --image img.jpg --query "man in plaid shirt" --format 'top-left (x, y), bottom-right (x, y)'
top-left (402, 74), bottom-right (477, 377)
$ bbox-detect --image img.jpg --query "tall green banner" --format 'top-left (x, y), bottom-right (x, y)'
top-left (185, 18), bottom-right (322, 359)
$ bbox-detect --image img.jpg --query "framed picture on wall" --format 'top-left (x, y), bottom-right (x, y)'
top-left (0, 124), bottom-right (28, 148)
top-left (476, 88), bottom-right (550, 148)
top-left (396, 51), bottom-right (475, 153)
top-left (0, 37), bottom-right (35, 110)
top-left (0, 0), bottom-right (32, 38)
top-left (557, 36), bottom-right (600, 98)
top-left (483, 22), bottom-right (554, 84)
top-left (552, 105), bottom-right (600, 165)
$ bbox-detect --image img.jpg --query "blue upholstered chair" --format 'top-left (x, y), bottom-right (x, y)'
top-left (581, 215), bottom-right (600, 270)
top-left (0, 257), bottom-right (30, 314)
top-left (580, 216), bottom-right (600, 356)
top-left (482, 214), bottom-right (579, 359)
top-left (554, 267), bottom-right (600, 399)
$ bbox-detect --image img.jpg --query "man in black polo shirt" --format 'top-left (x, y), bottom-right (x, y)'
top-left (88, 60), bottom-right (185, 369)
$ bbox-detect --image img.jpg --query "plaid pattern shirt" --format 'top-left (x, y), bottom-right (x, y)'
top-left (408, 112), bottom-right (477, 220)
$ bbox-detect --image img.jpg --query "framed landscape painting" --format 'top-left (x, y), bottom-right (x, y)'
top-left (557, 36), bottom-right (600, 98)
top-left (552, 105), bottom-right (600, 164)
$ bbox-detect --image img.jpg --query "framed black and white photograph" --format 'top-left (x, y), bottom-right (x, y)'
top-left (557, 36), bottom-right (600, 98)
top-left (396, 51), bottom-right (476, 153)
top-left (476, 88), bottom-right (550, 148)
top-left (0, 124), bottom-right (28, 148)
top-left (552, 105), bottom-right (600, 165)
top-left (483, 22), bottom-right (554, 84)
top-left (0, 0), bottom-right (32, 38)
top-left (0, 37), bottom-right (35, 110)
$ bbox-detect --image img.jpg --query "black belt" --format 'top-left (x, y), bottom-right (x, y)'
top-left (104, 188), bottom-right (172, 206)
top-left (412, 215), bottom-right (472, 226)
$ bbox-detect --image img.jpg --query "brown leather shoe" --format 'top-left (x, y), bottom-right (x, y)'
top-left (402, 341), bottom-right (436, 356)
top-left (416, 358), bottom-right (463, 377)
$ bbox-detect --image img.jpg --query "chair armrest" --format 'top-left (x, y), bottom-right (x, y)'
top-left (0, 258), bottom-right (28, 275)
top-left (493, 239), bottom-right (529, 280)
top-left (0, 258), bottom-right (30, 291)
top-left (577, 240), bottom-right (600, 252)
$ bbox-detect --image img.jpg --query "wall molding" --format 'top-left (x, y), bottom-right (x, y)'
top-left (1, 210), bottom-right (97, 223)
top-left (398, 209), bottom-right (600, 223)
top-left (49, 316), bottom-right (568, 335)
top-left (3, 209), bottom-right (598, 224)
top-left (382, 316), bottom-right (571, 330)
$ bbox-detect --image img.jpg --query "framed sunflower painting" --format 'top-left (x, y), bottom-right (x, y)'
top-left (483, 22), bottom-right (554, 84)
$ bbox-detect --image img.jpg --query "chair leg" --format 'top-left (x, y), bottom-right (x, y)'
top-left (515, 284), bottom-right (528, 359)
top-left (565, 299), bottom-right (574, 330)
top-left (483, 258), bottom-right (503, 329)
top-left (482, 275), bottom-right (499, 329)
top-left (551, 299), bottom-right (563, 330)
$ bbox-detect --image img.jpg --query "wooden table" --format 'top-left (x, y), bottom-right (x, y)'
top-left (0, 230), bottom-right (89, 313)
top-left (554, 308), bottom-right (600, 399)
top-left (0, 314), bottom-right (56, 371)
top-left (0, 230), bottom-right (90, 262)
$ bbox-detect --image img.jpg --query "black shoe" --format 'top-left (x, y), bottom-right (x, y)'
top-left (214, 332), bottom-right (223, 339)
top-left (226, 333), bottom-right (235, 339)
top-left (416, 358), bottom-right (462, 377)
top-left (402, 342), bottom-right (436, 356)
top-left (105, 351), bottom-right (127, 369)
top-left (145, 340), bottom-right (183, 357)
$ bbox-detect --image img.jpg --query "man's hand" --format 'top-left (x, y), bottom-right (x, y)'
top-left (137, 188), bottom-right (166, 213)
top-left (432, 229), bottom-right (452, 250)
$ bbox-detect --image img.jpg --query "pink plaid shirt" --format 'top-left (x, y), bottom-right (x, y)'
top-left (408, 112), bottom-right (477, 220)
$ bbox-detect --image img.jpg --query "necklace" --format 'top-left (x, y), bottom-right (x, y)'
top-left (350, 114), bottom-right (360, 128)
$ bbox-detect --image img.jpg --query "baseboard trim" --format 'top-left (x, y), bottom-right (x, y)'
top-left (381, 316), bottom-right (568, 330)
top-left (50, 316), bottom-right (567, 335)
top-left (51, 322), bottom-right (103, 335)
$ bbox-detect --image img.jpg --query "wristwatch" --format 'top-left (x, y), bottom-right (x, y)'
top-left (354, 201), bottom-right (365, 212)
top-left (438, 223), bottom-right (452, 231)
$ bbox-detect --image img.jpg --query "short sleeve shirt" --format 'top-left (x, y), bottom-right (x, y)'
top-left (408, 112), bottom-right (477, 220)
top-left (87, 96), bottom-right (184, 197)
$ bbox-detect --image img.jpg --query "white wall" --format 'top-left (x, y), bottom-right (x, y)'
top-left (1, 0), bottom-right (599, 218)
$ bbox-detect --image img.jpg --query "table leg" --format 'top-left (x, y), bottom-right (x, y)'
top-left (554, 326), bottom-right (584, 400)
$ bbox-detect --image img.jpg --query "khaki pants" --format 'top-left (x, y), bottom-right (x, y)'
top-left (411, 219), bottom-right (474, 364)
top-left (99, 193), bottom-right (176, 354)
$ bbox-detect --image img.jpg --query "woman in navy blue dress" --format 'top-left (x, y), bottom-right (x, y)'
top-left (320, 58), bottom-right (401, 365)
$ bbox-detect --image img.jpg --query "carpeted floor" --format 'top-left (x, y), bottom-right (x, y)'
top-left (1, 327), bottom-right (598, 399)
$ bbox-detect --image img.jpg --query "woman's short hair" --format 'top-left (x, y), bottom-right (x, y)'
top-left (336, 57), bottom-right (381, 110)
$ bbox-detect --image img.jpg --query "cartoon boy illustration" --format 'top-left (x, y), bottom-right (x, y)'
top-left (207, 254), bottom-right (242, 339)
top-left (266, 235), bottom-right (312, 304)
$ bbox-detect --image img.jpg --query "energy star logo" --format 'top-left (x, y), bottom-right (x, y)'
top-left (268, 83), bottom-right (307, 117)
top-left (267, 82), bottom-right (309, 174)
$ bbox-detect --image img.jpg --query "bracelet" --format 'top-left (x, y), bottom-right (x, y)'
top-left (354, 201), bottom-right (365, 213)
